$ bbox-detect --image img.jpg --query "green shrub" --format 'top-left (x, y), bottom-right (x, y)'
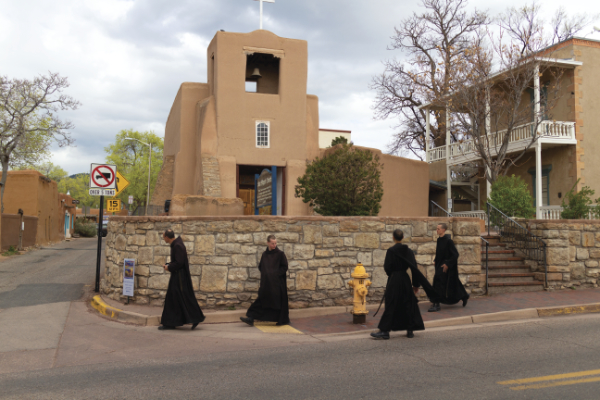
top-left (561, 179), bottom-right (599, 219)
top-left (75, 220), bottom-right (97, 237)
top-left (330, 136), bottom-right (348, 146)
top-left (489, 175), bottom-right (535, 218)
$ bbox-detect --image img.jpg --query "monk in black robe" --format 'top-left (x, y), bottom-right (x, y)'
top-left (371, 229), bottom-right (436, 340)
top-left (241, 235), bottom-right (290, 326)
top-left (159, 229), bottom-right (205, 330)
top-left (428, 223), bottom-right (469, 312)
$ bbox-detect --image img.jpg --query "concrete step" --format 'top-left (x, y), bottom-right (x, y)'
top-left (485, 258), bottom-right (525, 266)
top-left (486, 266), bottom-right (533, 274)
top-left (488, 273), bottom-right (537, 278)
top-left (488, 282), bottom-right (545, 294)
top-left (489, 275), bottom-right (537, 283)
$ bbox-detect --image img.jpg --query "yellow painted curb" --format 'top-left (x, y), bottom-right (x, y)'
top-left (91, 295), bottom-right (122, 319)
top-left (537, 303), bottom-right (600, 317)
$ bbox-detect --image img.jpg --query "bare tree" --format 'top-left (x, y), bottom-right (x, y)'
top-left (0, 72), bottom-right (79, 211)
top-left (373, 0), bottom-right (597, 163)
top-left (371, 0), bottom-right (488, 158)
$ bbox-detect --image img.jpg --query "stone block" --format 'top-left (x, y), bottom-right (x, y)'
top-left (380, 233), bottom-right (393, 243)
top-left (585, 260), bottom-right (599, 268)
top-left (296, 270), bottom-right (317, 290)
top-left (577, 248), bottom-right (590, 260)
top-left (287, 279), bottom-right (295, 290)
top-left (453, 221), bottom-right (479, 236)
top-left (227, 282), bottom-right (244, 292)
top-left (207, 256), bottom-right (230, 265)
top-left (232, 254), bottom-right (257, 267)
top-left (412, 221), bottom-right (428, 237)
top-left (241, 245), bottom-right (258, 255)
top-left (371, 267), bottom-right (387, 288)
top-left (547, 247), bottom-right (570, 265)
top-left (330, 257), bottom-right (356, 267)
top-left (200, 266), bottom-right (228, 292)
top-left (323, 225), bottom-right (339, 237)
top-left (150, 266), bottom-right (165, 275)
top-left (586, 269), bottom-right (600, 277)
top-left (315, 249), bottom-right (335, 258)
top-left (195, 235), bottom-right (215, 255)
top-left (317, 275), bottom-right (344, 290)
top-left (354, 233), bottom-right (380, 249)
top-left (373, 250), bottom-right (386, 266)
top-left (227, 234), bottom-right (253, 243)
top-left (547, 273), bottom-right (563, 281)
top-left (590, 249), bottom-right (600, 259)
top-left (127, 234), bottom-right (146, 246)
top-left (126, 223), bottom-right (136, 235)
top-left (216, 243), bottom-right (241, 254)
top-left (570, 262), bottom-right (586, 279)
top-left (358, 252), bottom-right (372, 266)
top-left (234, 220), bottom-right (261, 232)
top-left (182, 221), bottom-right (206, 234)
top-left (154, 246), bottom-right (171, 255)
top-left (136, 265), bottom-right (150, 277)
top-left (263, 221), bottom-right (287, 232)
top-left (289, 260), bottom-right (308, 270)
top-left (228, 268), bottom-right (248, 281)
top-left (456, 245), bottom-right (480, 264)
top-left (343, 237), bottom-right (354, 247)
top-left (548, 265), bottom-right (570, 273)
top-left (148, 275), bottom-right (170, 290)
top-left (417, 242), bottom-right (437, 255)
top-left (415, 255), bottom-right (432, 265)
top-left (583, 232), bottom-right (596, 247)
top-left (245, 281), bottom-right (259, 291)
top-left (146, 231), bottom-right (161, 246)
top-left (253, 233), bottom-right (268, 245)
top-left (569, 231), bottom-right (581, 246)
top-left (216, 234), bottom-right (227, 243)
top-left (322, 237), bottom-right (344, 248)
top-left (190, 265), bottom-right (202, 276)
top-left (293, 244), bottom-right (315, 259)
top-left (277, 232), bottom-right (300, 243)
top-left (207, 221), bottom-right (233, 233)
top-left (184, 242), bottom-right (194, 255)
top-left (309, 259), bottom-right (330, 268)
top-left (115, 235), bottom-right (127, 251)
top-left (360, 221), bottom-right (385, 232)
top-left (317, 267), bottom-right (334, 275)
top-left (570, 246), bottom-right (577, 262)
top-left (303, 225), bottom-right (323, 244)
top-left (340, 220), bottom-right (359, 232)
top-left (138, 247), bottom-right (153, 265)
top-left (458, 264), bottom-right (482, 274)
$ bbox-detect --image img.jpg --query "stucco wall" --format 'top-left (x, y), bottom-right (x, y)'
top-left (1, 214), bottom-right (38, 250)
top-left (102, 216), bottom-right (482, 308)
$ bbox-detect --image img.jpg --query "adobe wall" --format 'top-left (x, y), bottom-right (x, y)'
top-left (101, 216), bottom-right (482, 308)
top-left (1, 214), bottom-right (38, 250)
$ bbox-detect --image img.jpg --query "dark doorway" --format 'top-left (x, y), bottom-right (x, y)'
top-left (236, 165), bottom-right (286, 215)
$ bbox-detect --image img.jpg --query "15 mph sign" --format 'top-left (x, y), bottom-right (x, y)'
top-left (89, 163), bottom-right (117, 196)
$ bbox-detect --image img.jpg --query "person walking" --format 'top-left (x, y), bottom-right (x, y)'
top-left (159, 229), bottom-right (205, 330)
top-left (371, 229), bottom-right (435, 340)
top-left (428, 223), bottom-right (469, 312)
top-left (241, 235), bottom-right (290, 326)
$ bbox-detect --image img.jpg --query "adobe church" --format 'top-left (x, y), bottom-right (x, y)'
top-left (151, 29), bottom-right (429, 217)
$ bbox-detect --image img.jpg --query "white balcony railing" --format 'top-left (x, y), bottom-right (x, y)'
top-left (427, 120), bottom-right (576, 163)
top-left (539, 205), bottom-right (599, 220)
top-left (452, 210), bottom-right (488, 223)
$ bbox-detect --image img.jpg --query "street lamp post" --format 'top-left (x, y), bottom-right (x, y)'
top-left (125, 138), bottom-right (152, 216)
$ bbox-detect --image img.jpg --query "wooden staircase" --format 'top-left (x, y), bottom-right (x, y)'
top-left (481, 235), bottom-right (544, 294)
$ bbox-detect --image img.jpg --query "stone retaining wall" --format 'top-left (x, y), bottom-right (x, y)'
top-left (527, 220), bottom-right (600, 289)
top-left (102, 216), bottom-right (483, 309)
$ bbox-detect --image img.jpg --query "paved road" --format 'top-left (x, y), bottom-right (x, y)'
top-left (2, 312), bottom-right (600, 399)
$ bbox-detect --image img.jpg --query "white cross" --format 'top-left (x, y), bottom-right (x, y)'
top-left (254, 0), bottom-right (274, 30)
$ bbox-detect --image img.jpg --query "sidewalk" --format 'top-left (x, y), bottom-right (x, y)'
top-left (92, 288), bottom-right (600, 335)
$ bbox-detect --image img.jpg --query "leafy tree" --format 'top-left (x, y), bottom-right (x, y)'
top-left (330, 136), bottom-right (348, 147)
top-left (0, 72), bottom-right (79, 211)
top-left (104, 129), bottom-right (163, 212)
top-left (489, 175), bottom-right (535, 218)
top-left (17, 162), bottom-right (68, 182)
top-left (295, 144), bottom-right (384, 216)
top-left (561, 179), bottom-right (599, 219)
top-left (57, 174), bottom-right (100, 210)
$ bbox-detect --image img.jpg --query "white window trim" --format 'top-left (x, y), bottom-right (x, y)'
top-left (255, 120), bottom-right (270, 149)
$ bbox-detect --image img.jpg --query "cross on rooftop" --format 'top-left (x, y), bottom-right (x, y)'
top-left (254, 0), bottom-right (274, 30)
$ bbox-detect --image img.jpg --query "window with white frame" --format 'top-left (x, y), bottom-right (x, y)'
top-left (256, 121), bottom-right (270, 148)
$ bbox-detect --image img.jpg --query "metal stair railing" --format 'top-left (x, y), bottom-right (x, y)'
top-left (481, 236), bottom-right (490, 295)
top-left (486, 202), bottom-right (548, 288)
top-left (430, 200), bottom-right (452, 217)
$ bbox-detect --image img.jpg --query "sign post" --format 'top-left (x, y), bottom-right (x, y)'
top-left (89, 163), bottom-right (117, 293)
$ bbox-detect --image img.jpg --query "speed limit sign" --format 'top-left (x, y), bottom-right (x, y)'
top-left (107, 199), bottom-right (121, 213)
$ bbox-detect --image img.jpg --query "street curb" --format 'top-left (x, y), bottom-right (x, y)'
top-left (472, 308), bottom-right (539, 324)
top-left (91, 296), bottom-right (159, 326)
top-left (537, 302), bottom-right (600, 317)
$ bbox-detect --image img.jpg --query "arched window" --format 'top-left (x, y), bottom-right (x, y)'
top-left (256, 121), bottom-right (270, 148)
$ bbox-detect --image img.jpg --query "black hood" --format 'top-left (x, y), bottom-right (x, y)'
top-left (388, 243), bottom-right (411, 257)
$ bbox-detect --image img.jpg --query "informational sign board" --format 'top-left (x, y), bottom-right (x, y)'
top-left (107, 199), bottom-right (121, 213)
top-left (89, 164), bottom-right (117, 196)
top-left (72, 199), bottom-right (80, 205)
top-left (447, 198), bottom-right (453, 211)
top-left (122, 258), bottom-right (135, 297)
top-left (128, 195), bottom-right (134, 205)
top-left (256, 169), bottom-right (273, 208)
top-left (115, 171), bottom-right (130, 196)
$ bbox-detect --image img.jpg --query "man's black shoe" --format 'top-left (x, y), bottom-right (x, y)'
top-left (191, 322), bottom-right (200, 330)
top-left (158, 325), bottom-right (175, 330)
top-left (406, 330), bottom-right (414, 338)
top-left (240, 317), bottom-right (254, 326)
top-left (370, 331), bottom-right (390, 340)
top-left (463, 296), bottom-right (469, 307)
top-left (428, 303), bottom-right (441, 312)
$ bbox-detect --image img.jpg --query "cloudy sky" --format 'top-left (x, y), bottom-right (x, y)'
top-left (1, 0), bottom-right (598, 175)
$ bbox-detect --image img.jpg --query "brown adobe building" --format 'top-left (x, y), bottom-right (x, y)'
top-left (151, 29), bottom-right (429, 217)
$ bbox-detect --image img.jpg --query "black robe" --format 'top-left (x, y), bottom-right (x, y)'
top-left (161, 237), bottom-right (205, 327)
top-left (378, 243), bottom-right (435, 332)
top-left (432, 234), bottom-right (469, 305)
top-left (246, 246), bottom-right (290, 325)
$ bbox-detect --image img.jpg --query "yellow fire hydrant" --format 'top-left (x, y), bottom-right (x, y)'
top-left (348, 263), bottom-right (372, 324)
